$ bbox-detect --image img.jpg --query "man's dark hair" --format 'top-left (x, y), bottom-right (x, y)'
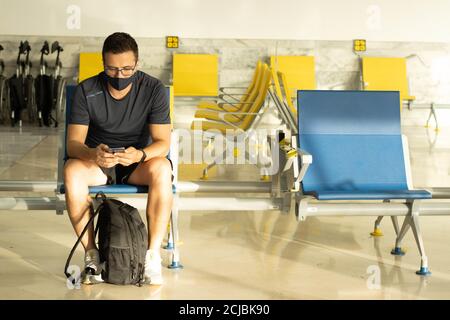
top-left (102, 32), bottom-right (139, 61)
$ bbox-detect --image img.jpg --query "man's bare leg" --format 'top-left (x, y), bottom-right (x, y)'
top-left (64, 159), bottom-right (108, 251)
top-left (127, 156), bottom-right (173, 285)
top-left (64, 158), bottom-right (109, 284)
top-left (127, 157), bottom-right (173, 250)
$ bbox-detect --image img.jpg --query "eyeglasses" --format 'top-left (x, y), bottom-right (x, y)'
top-left (104, 64), bottom-right (137, 77)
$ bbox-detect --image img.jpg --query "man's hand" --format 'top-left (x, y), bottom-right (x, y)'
top-left (94, 144), bottom-right (118, 168)
top-left (115, 146), bottom-right (141, 166)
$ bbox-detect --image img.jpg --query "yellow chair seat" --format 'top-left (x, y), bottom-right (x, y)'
top-left (191, 120), bottom-right (241, 134)
top-left (194, 110), bottom-right (241, 123)
top-left (196, 101), bottom-right (240, 112)
top-left (197, 100), bottom-right (218, 107)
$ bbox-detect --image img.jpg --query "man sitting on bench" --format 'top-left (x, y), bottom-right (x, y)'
top-left (64, 32), bottom-right (172, 285)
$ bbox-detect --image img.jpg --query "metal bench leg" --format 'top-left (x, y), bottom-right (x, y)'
top-left (164, 217), bottom-right (175, 250)
top-left (425, 103), bottom-right (439, 132)
top-left (425, 104), bottom-right (433, 128)
top-left (370, 216), bottom-right (384, 236)
top-left (409, 202), bottom-right (431, 276)
top-left (202, 148), bottom-right (227, 180)
top-left (391, 215), bottom-right (411, 256)
top-left (168, 195), bottom-right (183, 269)
top-left (391, 216), bottom-right (399, 236)
top-left (390, 201), bottom-right (431, 276)
top-left (370, 200), bottom-right (392, 236)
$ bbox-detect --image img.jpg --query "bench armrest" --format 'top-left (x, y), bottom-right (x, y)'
top-left (296, 149), bottom-right (312, 184)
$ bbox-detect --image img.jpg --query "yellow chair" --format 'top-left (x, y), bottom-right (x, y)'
top-left (172, 53), bottom-right (218, 96)
top-left (278, 71), bottom-right (297, 117)
top-left (362, 57), bottom-right (416, 108)
top-left (196, 60), bottom-right (263, 112)
top-left (78, 52), bottom-right (103, 83)
top-left (270, 55), bottom-right (316, 98)
top-left (191, 66), bottom-right (274, 179)
top-left (194, 63), bottom-right (268, 123)
top-left (191, 64), bottom-right (271, 132)
top-left (268, 68), bottom-right (297, 134)
top-left (216, 60), bottom-right (263, 102)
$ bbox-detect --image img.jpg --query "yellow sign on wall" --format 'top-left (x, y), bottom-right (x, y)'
top-left (166, 36), bottom-right (179, 48)
top-left (353, 39), bottom-right (366, 52)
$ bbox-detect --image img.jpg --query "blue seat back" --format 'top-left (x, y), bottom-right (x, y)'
top-left (297, 90), bottom-right (408, 193)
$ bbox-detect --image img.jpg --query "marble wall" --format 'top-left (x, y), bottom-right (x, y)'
top-left (1, 35), bottom-right (450, 126)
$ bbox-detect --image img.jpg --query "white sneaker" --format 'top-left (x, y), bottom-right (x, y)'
top-left (144, 249), bottom-right (163, 285)
top-left (81, 249), bottom-right (104, 285)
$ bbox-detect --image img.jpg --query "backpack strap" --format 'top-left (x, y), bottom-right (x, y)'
top-left (95, 191), bottom-right (106, 201)
top-left (64, 200), bottom-right (104, 282)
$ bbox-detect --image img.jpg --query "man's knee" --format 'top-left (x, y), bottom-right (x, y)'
top-left (64, 159), bottom-right (85, 182)
top-left (64, 159), bottom-right (104, 186)
top-left (145, 157), bottom-right (172, 182)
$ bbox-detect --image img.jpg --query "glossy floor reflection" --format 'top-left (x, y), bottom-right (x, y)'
top-left (0, 118), bottom-right (450, 299)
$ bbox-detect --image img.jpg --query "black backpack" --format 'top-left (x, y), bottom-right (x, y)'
top-left (65, 192), bottom-right (148, 286)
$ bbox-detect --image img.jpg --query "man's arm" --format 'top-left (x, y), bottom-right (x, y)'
top-left (115, 124), bottom-right (171, 166)
top-left (67, 124), bottom-right (95, 161)
top-left (141, 124), bottom-right (171, 161)
top-left (67, 124), bottom-right (117, 168)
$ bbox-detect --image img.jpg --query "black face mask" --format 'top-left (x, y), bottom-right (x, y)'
top-left (104, 72), bottom-right (136, 91)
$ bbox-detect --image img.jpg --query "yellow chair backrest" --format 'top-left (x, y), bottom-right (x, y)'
top-left (239, 65), bottom-right (272, 130)
top-left (270, 55), bottom-right (316, 98)
top-left (79, 52), bottom-right (103, 83)
top-left (270, 68), bottom-right (297, 118)
top-left (235, 63), bottom-right (268, 118)
top-left (229, 62), bottom-right (266, 121)
top-left (271, 67), bottom-right (284, 103)
top-left (245, 60), bottom-right (263, 98)
top-left (173, 54), bottom-right (218, 96)
top-left (362, 57), bottom-right (414, 104)
top-left (231, 60), bottom-right (263, 109)
top-left (278, 71), bottom-right (297, 116)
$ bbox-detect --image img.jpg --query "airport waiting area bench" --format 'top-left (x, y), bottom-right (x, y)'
top-left (293, 90), bottom-right (433, 276)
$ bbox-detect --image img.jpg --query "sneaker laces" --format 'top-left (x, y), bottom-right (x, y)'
top-left (145, 250), bottom-right (163, 283)
top-left (145, 250), bottom-right (162, 270)
top-left (84, 249), bottom-right (101, 274)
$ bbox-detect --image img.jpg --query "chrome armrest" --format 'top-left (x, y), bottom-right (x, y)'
top-left (295, 149), bottom-right (312, 184)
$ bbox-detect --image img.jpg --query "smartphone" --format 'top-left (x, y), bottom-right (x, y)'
top-left (108, 147), bottom-right (126, 154)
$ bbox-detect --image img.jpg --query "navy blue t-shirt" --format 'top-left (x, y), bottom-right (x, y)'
top-left (69, 71), bottom-right (170, 149)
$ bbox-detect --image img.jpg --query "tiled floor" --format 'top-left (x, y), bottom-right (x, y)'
top-left (1, 107), bottom-right (450, 299)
